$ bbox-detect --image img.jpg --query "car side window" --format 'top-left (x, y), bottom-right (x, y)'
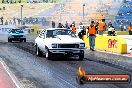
top-left (46, 30), bottom-right (54, 38)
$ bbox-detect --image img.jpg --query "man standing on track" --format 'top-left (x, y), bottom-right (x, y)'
top-left (87, 21), bottom-right (97, 51)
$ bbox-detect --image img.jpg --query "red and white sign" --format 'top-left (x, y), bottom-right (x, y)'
top-left (108, 39), bottom-right (117, 48)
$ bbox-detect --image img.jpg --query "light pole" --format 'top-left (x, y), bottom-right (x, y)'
top-left (83, 3), bottom-right (85, 20)
top-left (21, 5), bottom-right (23, 26)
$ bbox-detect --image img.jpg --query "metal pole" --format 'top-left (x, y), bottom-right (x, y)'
top-left (83, 4), bottom-right (85, 20)
top-left (21, 5), bottom-right (23, 26)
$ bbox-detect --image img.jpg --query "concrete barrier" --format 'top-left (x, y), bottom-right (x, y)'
top-left (118, 35), bottom-right (132, 53)
top-left (83, 35), bottom-right (128, 54)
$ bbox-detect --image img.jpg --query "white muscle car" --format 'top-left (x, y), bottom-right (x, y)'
top-left (35, 28), bottom-right (85, 60)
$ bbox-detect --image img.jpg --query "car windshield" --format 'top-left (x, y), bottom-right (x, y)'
top-left (10, 29), bottom-right (24, 33)
top-left (46, 29), bottom-right (71, 38)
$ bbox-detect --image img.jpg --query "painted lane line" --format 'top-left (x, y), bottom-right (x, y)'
top-left (0, 60), bottom-right (23, 88)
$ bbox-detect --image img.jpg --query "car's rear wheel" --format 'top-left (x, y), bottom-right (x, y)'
top-left (36, 45), bottom-right (43, 57)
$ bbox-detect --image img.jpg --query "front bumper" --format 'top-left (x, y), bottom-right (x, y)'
top-left (9, 38), bottom-right (26, 41)
top-left (49, 49), bottom-right (84, 56)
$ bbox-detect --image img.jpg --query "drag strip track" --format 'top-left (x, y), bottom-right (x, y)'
top-left (12, 42), bottom-right (132, 73)
top-left (10, 42), bottom-right (132, 88)
top-left (13, 42), bottom-right (36, 55)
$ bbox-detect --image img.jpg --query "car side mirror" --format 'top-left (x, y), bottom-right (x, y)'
top-left (39, 34), bottom-right (45, 39)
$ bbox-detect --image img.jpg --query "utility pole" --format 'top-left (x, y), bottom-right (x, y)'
top-left (21, 5), bottom-right (23, 26)
top-left (83, 3), bottom-right (85, 20)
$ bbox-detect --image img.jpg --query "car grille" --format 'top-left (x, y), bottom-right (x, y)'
top-left (13, 35), bottom-right (23, 38)
top-left (58, 44), bottom-right (79, 48)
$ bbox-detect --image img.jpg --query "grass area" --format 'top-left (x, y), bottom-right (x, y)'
top-left (104, 31), bottom-right (129, 35)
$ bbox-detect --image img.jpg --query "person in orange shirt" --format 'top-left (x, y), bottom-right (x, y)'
top-left (98, 19), bottom-right (106, 35)
top-left (71, 24), bottom-right (76, 34)
top-left (128, 24), bottom-right (132, 35)
top-left (87, 21), bottom-right (97, 51)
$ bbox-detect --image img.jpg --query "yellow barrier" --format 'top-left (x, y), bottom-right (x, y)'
top-left (83, 35), bottom-right (127, 54)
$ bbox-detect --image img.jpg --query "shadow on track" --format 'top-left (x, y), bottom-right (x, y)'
top-left (49, 56), bottom-right (84, 61)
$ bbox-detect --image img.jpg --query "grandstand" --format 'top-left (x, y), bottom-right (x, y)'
top-left (115, 0), bottom-right (132, 29)
top-left (52, 0), bottom-right (121, 26)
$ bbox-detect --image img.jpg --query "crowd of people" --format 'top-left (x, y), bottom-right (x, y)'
top-left (56, 18), bottom-right (127, 51)
top-left (0, 17), bottom-right (41, 25)
top-left (115, 0), bottom-right (132, 29)
top-left (1, 0), bottom-right (54, 4)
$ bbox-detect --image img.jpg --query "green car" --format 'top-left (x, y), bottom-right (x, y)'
top-left (8, 29), bottom-right (26, 42)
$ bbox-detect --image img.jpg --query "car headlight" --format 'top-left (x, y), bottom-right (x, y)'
top-left (52, 44), bottom-right (57, 48)
top-left (80, 43), bottom-right (85, 47)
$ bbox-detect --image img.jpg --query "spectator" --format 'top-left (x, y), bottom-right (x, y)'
top-left (108, 24), bottom-right (116, 36)
top-left (52, 21), bottom-right (55, 28)
top-left (2, 0), bottom-right (4, 3)
top-left (98, 19), bottom-right (106, 35)
top-left (108, 22), bottom-right (112, 28)
top-left (57, 23), bottom-right (63, 28)
top-left (3, 7), bottom-right (5, 10)
top-left (78, 26), bottom-right (86, 39)
top-left (17, 18), bottom-right (21, 25)
top-left (95, 22), bottom-right (99, 34)
top-left (79, 22), bottom-right (83, 25)
top-left (124, 25), bottom-right (127, 31)
top-left (71, 24), bottom-right (76, 35)
top-left (5, 20), bottom-right (8, 25)
top-left (1, 16), bottom-right (3, 25)
top-left (65, 21), bottom-right (68, 28)
top-left (120, 25), bottom-right (124, 31)
top-left (128, 24), bottom-right (132, 35)
top-left (9, 20), bottom-right (12, 24)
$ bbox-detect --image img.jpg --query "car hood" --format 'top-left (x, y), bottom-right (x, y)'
top-left (45, 35), bottom-right (84, 44)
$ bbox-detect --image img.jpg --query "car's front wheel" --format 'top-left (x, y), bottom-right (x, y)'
top-left (8, 38), bottom-right (12, 42)
top-left (45, 49), bottom-right (52, 60)
top-left (36, 45), bottom-right (43, 57)
top-left (79, 51), bottom-right (84, 61)
top-left (8, 38), bottom-right (10, 42)
top-left (24, 39), bottom-right (26, 42)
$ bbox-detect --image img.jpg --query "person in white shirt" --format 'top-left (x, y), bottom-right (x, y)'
top-left (108, 24), bottom-right (116, 36)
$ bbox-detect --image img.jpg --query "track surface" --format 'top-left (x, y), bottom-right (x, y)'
top-left (0, 34), bottom-right (132, 88)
